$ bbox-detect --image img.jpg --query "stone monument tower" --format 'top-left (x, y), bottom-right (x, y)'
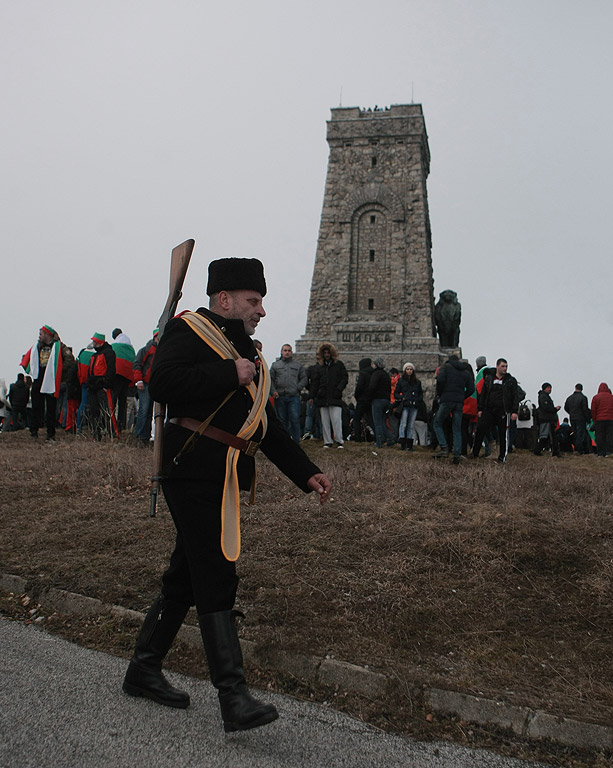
top-left (295, 103), bottom-right (452, 398)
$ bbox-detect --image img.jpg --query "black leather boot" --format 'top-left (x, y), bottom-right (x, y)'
top-left (399, 438), bottom-right (407, 450)
top-left (407, 438), bottom-right (414, 451)
top-left (199, 610), bottom-right (278, 732)
top-left (123, 595), bottom-right (190, 708)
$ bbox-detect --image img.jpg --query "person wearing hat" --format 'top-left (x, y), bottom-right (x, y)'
top-left (394, 362), bottom-right (423, 451)
top-left (122, 257), bottom-right (331, 733)
top-left (533, 382), bottom-right (561, 457)
top-left (86, 333), bottom-right (116, 440)
top-left (133, 329), bottom-right (160, 444)
top-left (20, 324), bottom-right (75, 441)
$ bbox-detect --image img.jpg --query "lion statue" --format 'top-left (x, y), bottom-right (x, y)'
top-left (434, 289), bottom-right (461, 348)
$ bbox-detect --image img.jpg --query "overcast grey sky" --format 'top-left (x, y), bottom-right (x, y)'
top-left (2, 0), bottom-right (612, 407)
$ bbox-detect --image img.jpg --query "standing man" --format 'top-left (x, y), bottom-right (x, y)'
top-left (471, 358), bottom-right (520, 464)
top-left (564, 383), bottom-right (591, 455)
top-left (87, 333), bottom-right (116, 440)
top-left (269, 344), bottom-right (307, 443)
top-left (432, 354), bottom-right (474, 463)
top-left (309, 343), bottom-right (348, 448)
top-left (133, 329), bottom-right (159, 444)
top-left (533, 383), bottom-right (561, 457)
top-left (351, 357), bottom-right (373, 442)
top-left (21, 324), bottom-right (75, 441)
top-left (122, 258), bottom-right (331, 733)
top-left (369, 357), bottom-right (394, 448)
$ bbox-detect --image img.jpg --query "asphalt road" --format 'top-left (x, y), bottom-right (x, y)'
top-left (0, 617), bottom-right (552, 768)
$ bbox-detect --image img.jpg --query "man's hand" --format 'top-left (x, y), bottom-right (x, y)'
top-left (135, 380), bottom-right (145, 392)
top-left (235, 358), bottom-right (256, 386)
top-left (511, 412), bottom-right (518, 421)
top-left (272, 391), bottom-right (279, 399)
top-left (307, 473), bottom-right (331, 504)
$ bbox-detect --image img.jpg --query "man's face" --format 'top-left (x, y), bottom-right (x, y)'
top-left (225, 290), bottom-right (266, 335)
top-left (544, 385), bottom-right (552, 394)
top-left (496, 361), bottom-right (508, 377)
top-left (323, 348), bottom-right (331, 361)
top-left (39, 329), bottom-right (52, 345)
top-left (281, 345), bottom-right (292, 359)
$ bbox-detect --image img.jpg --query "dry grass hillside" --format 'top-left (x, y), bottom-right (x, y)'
top-left (1, 430), bottom-right (612, 764)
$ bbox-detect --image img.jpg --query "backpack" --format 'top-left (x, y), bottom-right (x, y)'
top-left (518, 400), bottom-right (531, 421)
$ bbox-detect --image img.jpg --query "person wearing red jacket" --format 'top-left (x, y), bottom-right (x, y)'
top-left (590, 383), bottom-right (613, 457)
top-left (133, 330), bottom-right (159, 444)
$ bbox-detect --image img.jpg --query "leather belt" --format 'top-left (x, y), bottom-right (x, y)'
top-left (169, 417), bottom-right (260, 457)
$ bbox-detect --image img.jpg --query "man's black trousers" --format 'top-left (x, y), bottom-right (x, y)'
top-left (160, 480), bottom-right (239, 614)
top-left (472, 410), bottom-right (509, 461)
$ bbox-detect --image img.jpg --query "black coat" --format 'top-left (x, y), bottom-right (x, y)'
top-left (354, 363), bottom-right (373, 403)
top-left (537, 390), bottom-right (558, 424)
top-left (368, 368), bottom-right (391, 401)
top-left (9, 380), bottom-right (29, 408)
top-left (149, 307), bottom-right (320, 490)
top-left (394, 376), bottom-right (423, 409)
top-left (436, 358), bottom-right (473, 404)
top-left (310, 359), bottom-right (348, 408)
top-left (564, 391), bottom-right (590, 421)
top-left (477, 372), bottom-right (520, 415)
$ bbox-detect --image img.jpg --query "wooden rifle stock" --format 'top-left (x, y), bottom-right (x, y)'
top-left (150, 238), bottom-right (195, 517)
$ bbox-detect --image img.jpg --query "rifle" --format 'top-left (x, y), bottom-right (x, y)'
top-left (149, 238), bottom-right (195, 517)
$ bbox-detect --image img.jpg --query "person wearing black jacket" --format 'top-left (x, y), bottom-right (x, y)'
top-left (122, 258), bottom-right (331, 733)
top-left (564, 383), bottom-right (591, 454)
top-left (533, 382), bottom-right (561, 457)
top-left (7, 374), bottom-right (29, 431)
top-left (433, 355), bottom-right (474, 462)
top-left (309, 342), bottom-right (348, 448)
top-left (352, 357), bottom-right (373, 441)
top-left (87, 333), bottom-right (116, 440)
top-left (471, 358), bottom-right (520, 463)
top-left (369, 357), bottom-right (394, 448)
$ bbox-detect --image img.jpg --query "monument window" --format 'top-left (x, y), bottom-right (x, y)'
top-left (349, 206), bottom-right (390, 314)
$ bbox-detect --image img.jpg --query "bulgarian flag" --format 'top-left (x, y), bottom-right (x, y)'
top-left (76, 348), bottom-right (94, 385)
top-left (21, 342), bottom-right (63, 397)
top-left (112, 341), bottom-right (136, 380)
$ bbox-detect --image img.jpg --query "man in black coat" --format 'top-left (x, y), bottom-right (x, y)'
top-left (564, 383), bottom-right (590, 454)
top-left (432, 354), bottom-right (474, 462)
top-left (122, 257), bottom-right (331, 733)
top-left (471, 358), bottom-right (520, 463)
top-left (351, 357), bottom-right (373, 442)
top-left (534, 383), bottom-right (561, 457)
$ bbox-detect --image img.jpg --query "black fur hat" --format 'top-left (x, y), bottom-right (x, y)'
top-left (206, 258), bottom-right (267, 297)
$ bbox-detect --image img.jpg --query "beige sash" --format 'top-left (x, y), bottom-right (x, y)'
top-left (181, 312), bottom-right (269, 561)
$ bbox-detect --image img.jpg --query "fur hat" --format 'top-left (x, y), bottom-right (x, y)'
top-left (206, 258), bottom-right (267, 297)
top-left (403, 362), bottom-right (415, 372)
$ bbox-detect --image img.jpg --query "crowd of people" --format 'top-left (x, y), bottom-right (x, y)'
top-left (264, 344), bottom-right (613, 461)
top-left (1, 329), bottom-right (612, 461)
top-left (0, 324), bottom-right (161, 444)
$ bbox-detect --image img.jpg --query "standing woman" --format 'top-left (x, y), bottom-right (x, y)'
top-left (395, 362), bottom-right (423, 451)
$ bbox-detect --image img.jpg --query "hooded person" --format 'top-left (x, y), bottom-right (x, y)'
top-left (309, 342), bottom-right (348, 448)
top-left (351, 357), bottom-right (374, 442)
top-left (122, 257), bottom-right (331, 733)
top-left (590, 383), bottom-right (613, 457)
